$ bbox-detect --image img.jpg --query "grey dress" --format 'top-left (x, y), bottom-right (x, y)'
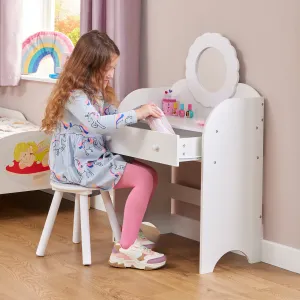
top-left (49, 89), bottom-right (137, 190)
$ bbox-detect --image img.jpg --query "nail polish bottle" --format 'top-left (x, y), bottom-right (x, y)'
top-left (172, 102), bottom-right (179, 116)
top-left (186, 104), bottom-right (194, 118)
top-left (179, 103), bottom-right (185, 118)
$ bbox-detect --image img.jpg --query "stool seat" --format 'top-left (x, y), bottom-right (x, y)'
top-left (51, 181), bottom-right (97, 195)
top-left (36, 182), bottom-right (121, 266)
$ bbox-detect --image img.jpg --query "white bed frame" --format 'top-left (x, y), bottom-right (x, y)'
top-left (104, 33), bottom-right (264, 274)
top-left (0, 107), bottom-right (51, 194)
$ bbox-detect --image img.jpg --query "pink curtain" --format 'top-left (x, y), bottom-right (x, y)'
top-left (0, 0), bottom-right (23, 86)
top-left (80, 0), bottom-right (141, 101)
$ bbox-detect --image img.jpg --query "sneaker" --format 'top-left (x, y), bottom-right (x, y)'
top-left (137, 230), bottom-right (155, 249)
top-left (109, 241), bottom-right (166, 270)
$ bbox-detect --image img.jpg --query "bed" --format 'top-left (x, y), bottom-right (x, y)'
top-left (0, 107), bottom-right (51, 195)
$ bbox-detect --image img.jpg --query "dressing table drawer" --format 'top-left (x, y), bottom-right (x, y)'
top-left (106, 127), bottom-right (202, 166)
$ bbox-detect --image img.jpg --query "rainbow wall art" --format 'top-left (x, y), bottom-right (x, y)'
top-left (21, 31), bottom-right (74, 75)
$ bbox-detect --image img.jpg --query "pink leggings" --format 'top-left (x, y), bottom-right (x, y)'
top-left (114, 161), bottom-right (158, 249)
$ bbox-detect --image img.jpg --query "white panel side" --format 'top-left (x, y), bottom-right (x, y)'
top-left (199, 96), bottom-right (264, 274)
top-left (178, 136), bottom-right (202, 160)
top-left (234, 83), bottom-right (261, 98)
top-left (118, 87), bottom-right (168, 113)
top-left (0, 107), bottom-right (27, 121)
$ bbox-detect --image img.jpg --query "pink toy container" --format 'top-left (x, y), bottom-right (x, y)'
top-left (162, 99), bottom-right (176, 116)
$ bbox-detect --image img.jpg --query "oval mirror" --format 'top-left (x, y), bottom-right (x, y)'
top-left (197, 47), bottom-right (227, 93)
top-left (186, 33), bottom-right (239, 108)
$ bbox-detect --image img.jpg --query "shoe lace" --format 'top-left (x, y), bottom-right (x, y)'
top-left (140, 245), bottom-right (152, 254)
top-left (133, 241), bottom-right (152, 254)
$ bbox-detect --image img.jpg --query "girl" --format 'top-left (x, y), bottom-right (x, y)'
top-left (41, 30), bottom-right (166, 270)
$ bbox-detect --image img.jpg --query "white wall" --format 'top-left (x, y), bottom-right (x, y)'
top-left (0, 81), bottom-right (52, 125)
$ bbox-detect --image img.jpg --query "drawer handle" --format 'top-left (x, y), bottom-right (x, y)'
top-left (152, 144), bottom-right (160, 152)
top-left (106, 135), bottom-right (112, 142)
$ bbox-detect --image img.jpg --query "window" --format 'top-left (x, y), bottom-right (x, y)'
top-left (54, 0), bottom-right (80, 45)
top-left (21, 0), bottom-right (80, 80)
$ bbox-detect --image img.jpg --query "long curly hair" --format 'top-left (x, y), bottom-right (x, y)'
top-left (41, 30), bottom-right (120, 134)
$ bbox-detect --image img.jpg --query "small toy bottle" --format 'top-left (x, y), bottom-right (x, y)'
top-left (162, 90), bottom-right (176, 115)
top-left (164, 90), bottom-right (169, 99)
top-left (186, 104), bottom-right (194, 118)
top-left (172, 102), bottom-right (179, 116)
top-left (179, 103), bottom-right (185, 118)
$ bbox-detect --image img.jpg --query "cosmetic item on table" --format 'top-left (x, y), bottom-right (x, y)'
top-left (162, 90), bottom-right (176, 115)
top-left (179, 103), bottom-right (185, 118)
top-left (172, 102), bottom-right (179, 116)
top-left (196, 119), bottom-right (205, 127)
top-left (162, 99), bottom-right (176, 115)
top-left (186, 104), bottom-right (194, 118)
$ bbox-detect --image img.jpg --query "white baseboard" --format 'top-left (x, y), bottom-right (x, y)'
top-left (262, 240), bottom-right (300, 274)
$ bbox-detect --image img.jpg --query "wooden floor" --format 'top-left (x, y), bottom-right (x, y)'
top-left (0, 192), bottom-right (300, 300)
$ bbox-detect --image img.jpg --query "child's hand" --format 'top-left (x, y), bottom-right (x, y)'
top-left (135, 104), bottom-right (162, 120)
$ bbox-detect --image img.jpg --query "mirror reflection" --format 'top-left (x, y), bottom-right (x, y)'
top-left (196, 48), bottom-right (227, 92)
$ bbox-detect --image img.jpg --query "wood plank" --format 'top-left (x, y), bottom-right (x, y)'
top-left (0, 191), bottom-right (300, 300)
top-left (169, 183), bottom-right (200, 206)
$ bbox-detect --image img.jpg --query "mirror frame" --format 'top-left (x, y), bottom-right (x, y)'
top-left (185, 33), bottom-right (240, 108)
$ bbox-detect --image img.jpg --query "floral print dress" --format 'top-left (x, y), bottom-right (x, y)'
top-left (49, 89), bottom-right (137, 190)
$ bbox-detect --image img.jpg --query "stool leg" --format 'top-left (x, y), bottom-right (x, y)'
top-left (101, 191), bottom-right (121, 243)
top-left (80, 195), bottom-right (91, 265)
top-left (36, 191), bottom-right (63, 256)
top-left (72, 194), bottom-right (81, 244)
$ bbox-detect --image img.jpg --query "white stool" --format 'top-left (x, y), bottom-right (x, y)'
top-left (36, 182), bottom-right (121, 265)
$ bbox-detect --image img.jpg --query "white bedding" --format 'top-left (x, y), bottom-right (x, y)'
top-left (0, 117), bottom-right (39, 139)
